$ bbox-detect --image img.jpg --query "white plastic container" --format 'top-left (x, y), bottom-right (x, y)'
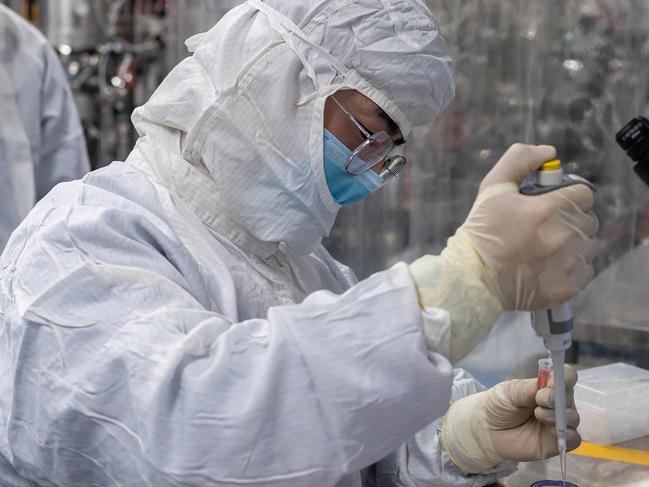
top-left (574, 362), bottom-right (649, 445)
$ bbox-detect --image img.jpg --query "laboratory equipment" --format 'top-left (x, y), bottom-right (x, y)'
top-left (530, 480), bottom-right (579, 487)
top-left (502, 436), bottom-right (649, 486)
top-left (533, 304), bottom-right (571, 484)
top-left (524, 159), bottom-right (595, 487)
top-left (537, 357), bottom-right (553, 389)
top-left (519, 160), bottom-right (595, 196)
top-left (617, 117), bottom-right (649, 187)
top-left (530, 481), bottom-right (578, 487)
top-left (2, 1), bottom-right (168, 168)
top-left (38, 0), bottom-right (104, 51)
top-left (574, 362), bottom-right (649, 445)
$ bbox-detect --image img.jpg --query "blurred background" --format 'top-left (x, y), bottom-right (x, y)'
top-left (3, 0), bottom-right (648, 384)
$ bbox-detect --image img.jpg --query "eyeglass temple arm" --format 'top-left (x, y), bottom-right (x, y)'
top-left (382, 155), bottom-right (406, 176)
top-left (331, 97), bottom-right (372, 139)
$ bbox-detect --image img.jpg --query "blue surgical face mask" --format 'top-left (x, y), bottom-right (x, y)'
top-left (323, 129), bottom-right (383, 205)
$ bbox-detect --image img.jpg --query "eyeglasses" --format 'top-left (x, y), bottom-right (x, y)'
top-left (332, 98), bottom-right (407, 181)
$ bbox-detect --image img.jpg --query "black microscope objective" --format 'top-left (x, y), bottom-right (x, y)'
top-left (616, 117), bottom-right (649, 187)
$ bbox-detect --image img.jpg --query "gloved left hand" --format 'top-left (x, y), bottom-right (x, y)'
top-left (441, 365), bottom-right (581, 475)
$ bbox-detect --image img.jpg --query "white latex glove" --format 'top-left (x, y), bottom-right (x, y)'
top-left (441, 365), bottom-right (580, 475)
top-left (410, 144), bottom-right (599, 361)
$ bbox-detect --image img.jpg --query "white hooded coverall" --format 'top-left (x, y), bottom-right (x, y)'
top-left (0, 1), bottom-right (514, 485)
top-left (0, 5), bottom-right (90, 252)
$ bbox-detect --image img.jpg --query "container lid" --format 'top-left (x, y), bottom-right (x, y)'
top-left (574, 363), bottom-right (649, 409)
top-left (530, 481), bottom-right (578, 487)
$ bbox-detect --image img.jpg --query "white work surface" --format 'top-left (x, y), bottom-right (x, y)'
top-left (497, 436), bottom-right (649, 486)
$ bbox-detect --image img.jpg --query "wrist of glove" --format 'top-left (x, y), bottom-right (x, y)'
top-left (409, 232), bottom-right (504, 363)
top-left (440, 365), bottom-right (581, 474)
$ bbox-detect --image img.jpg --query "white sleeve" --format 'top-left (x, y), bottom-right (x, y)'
top-left (1, 201), bottom-right (453, 487)
top-left (420, 307), bottom-right (452, 359)
top-left (369, 369), bottom-right (517, 487)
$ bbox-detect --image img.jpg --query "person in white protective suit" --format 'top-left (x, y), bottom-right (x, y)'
top-left (0, 1), bottom-right (597, 486)
top-left (0, 5), bottom-right (90, 252)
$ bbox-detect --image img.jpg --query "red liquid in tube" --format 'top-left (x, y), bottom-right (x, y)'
top-left (537, 357), bottom-right (553, 389)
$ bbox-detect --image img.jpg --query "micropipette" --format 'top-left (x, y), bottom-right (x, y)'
top-left (532, 304), bottom-right (571, 464)
top-left (521, 159), bottom-right (596, 485)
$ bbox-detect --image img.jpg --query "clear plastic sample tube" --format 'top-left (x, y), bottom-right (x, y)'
top-left (537, 357), bottom-right (553, 389)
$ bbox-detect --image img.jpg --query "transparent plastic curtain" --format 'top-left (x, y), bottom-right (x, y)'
top-left (328, 0), bottom-right (649, 276)
top-left (325, 0), bottom-right (649, 369)
top-left (165, 0), bottom-right (243, 69)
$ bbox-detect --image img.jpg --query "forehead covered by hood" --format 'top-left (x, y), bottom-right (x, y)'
top-left (262, 0), bottom-right (455, 133)
top-left (131, 0), bottom-right (454, 255)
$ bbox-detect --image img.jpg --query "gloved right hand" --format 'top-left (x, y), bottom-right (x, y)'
top-left (456, 144), bottom-right (599, 310)
top-left (410, 144), bottom-right (599, 361)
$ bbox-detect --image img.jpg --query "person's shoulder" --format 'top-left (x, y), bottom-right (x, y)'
top-left (0, 5), bottom-right (49, 48)
top-left (0, 5), bottom-right (55, 75)
top-left (78, 162), bottom-right (169, 214)
top-left (310, 244), bottom-right (359, 288)
top-left (27, 161), bottom-right (167, 221)
top-left (0, 161), bottom-right (204, 328)
top-left (2, 162), bottom-right (177, 265)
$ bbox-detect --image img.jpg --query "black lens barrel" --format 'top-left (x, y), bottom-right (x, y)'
top-left (617, 117), bottom-right (649, 187)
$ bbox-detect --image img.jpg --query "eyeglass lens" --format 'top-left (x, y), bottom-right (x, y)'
top-left (347, 132), bottom-right (394, 174)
